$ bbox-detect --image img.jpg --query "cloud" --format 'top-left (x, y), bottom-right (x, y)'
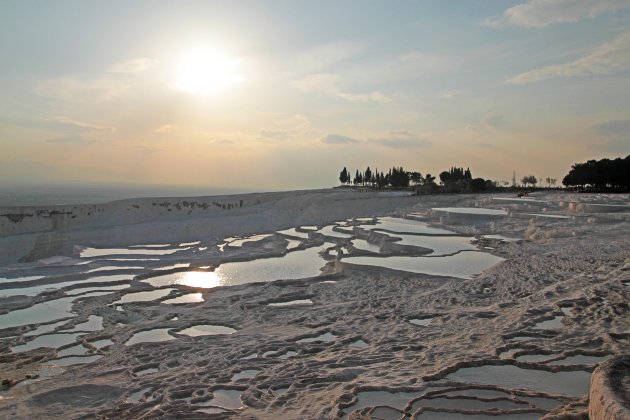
top-left (506, 31), bottom-right (630, 84)
top-left (51, 116), bottom-right (116, 132)
top-left (0, 115), bottom-right (115, 133)
top-left (438, 89), bottom-right (469, 99)
top-left (368, 131), bottom-right (431, 149)
top-left (296, 41), bottom-right (364, 72)
top-left (484, 0), bottom-right (630, 28)
top-left (46, 134), bottom-right (96, 145)
top-left (592, 119), bottom-right (630, 152)
top-left (592, 119), bottom-right (630, 135)
top-left (258, 115), bottom-right (313, 142)
top-left (108, 57), bottom-right (159, 74)
top-left (337, 91), bottom-right (392, 103)
top-left (34, 78), bottom-right (129, 103)
top-left (483, 114), bottom-right (505, 128)
top-left (290, 73), bottom-right (339, 93)
top-left (155, 124), bottom-right (177, 133)
top-left (291, 73), bottom-right (392, 103)
top-left (321, 134), bottom-right (360, 145)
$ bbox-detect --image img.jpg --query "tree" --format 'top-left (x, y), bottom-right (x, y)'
top-left (409, 172), bottom-right (422, 185)
top-left (364, 167), bottom-right (372, 186)
top-left (521, 175), bottom-right (537, 187)
top-left (563, 155), bottom-right (630, 191)
top-left (424, 173), bottom-right (436, 184)
top-left (339, 167), bottom-right (349, 185)
top-left (439, 171), bottom-right (451, 185)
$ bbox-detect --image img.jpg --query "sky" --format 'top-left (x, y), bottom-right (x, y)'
top-left (1, 0), bottom-right (629, 191)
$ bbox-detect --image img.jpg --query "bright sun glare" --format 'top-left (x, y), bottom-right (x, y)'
top-left (174, 48), bottom-right (243, 96)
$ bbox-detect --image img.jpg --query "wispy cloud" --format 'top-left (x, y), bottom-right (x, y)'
top-left (154, 124), bottom-right (177, 133)
top-left (34, 78), bottom-right (129, 103)
top-left (291, 73), bottom-right (392, 103)
top-left (483, 114), bottom-right (505, 128)
top-left (506, 31), bottom-right (630, 84)
top-left (0, 115), bottom-right (115, 133)
top-left (321, 134), bottom-right (360, 145)
top-left (295, 41), bottom-right (364, 72)
top-left (108, 57), bottom-right (159, 74)
top-left (438, 89), bottom-right (469, 99)
top-left (46, 134), bottom-right (97, 145)
top-left (368, 131), bottom-right (431, 149)
top-left (592, 119), bottom-right (630, 152)
top-left (259, 115), bottom-right (313, 142)
top-left (484, 0), bottom-right (630, 28)
top-left (52, 116), bottom-right (116, 132)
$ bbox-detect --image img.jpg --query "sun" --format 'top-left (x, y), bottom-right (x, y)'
top-left (174, 48), bottom-right (243, 96)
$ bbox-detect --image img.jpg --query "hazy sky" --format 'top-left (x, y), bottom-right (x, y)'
top-left (1, 0), bottom-right (629, 190)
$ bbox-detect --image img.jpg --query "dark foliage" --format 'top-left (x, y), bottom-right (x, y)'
top-left (562, 155), bottom-right (630, 191)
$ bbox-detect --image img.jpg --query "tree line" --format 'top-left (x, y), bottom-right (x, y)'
top-left (562, 155), bottom-right (630, 191)
top-left (339, 165), bottom-right (496, 193)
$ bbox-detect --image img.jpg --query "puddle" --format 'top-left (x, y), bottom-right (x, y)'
top-left (90, 338), bottom-right (114, 348)
top-left (351, 239), bottom-right (380, 253)
top-left (180, 241), bottom-right (201, 246)
top-left (113, 289), bottom-right (175, 304)
top-left (156, 263), bottom-right (191, 271)
top-left (241, 353), bottom-right (258, 360)
top-left (492, 197), bottom-right (549, 204)
top-left (57, 344), bottom-right (88, 357)
top-left (268, 299), bottom-right (313, 307)
top-left (0, 275), bottom-right (45, 283)
top-left (297, 332), bottom-right (337, 343)
top-left (359, 217), bottom-right (452, 235)
top-left (12, 332), bottom-right (82, 353)
top-left (446, 364), bottom-right (591, 396)
top-left (286, 239), bottom-right (301, 250)
top-left (547, 354), bottom-right (608, 366)
top-left (520, 213), bottom-right (570, 219)
top-left (126, 386), bottom-right (155, 403)
top-left (432, 207), bottom-right (508, 216)
top-left (411, 395), bottom-right (530, 412)
top-left (342, 251), bottom-right (504, 279)
top-left (377, 232), bottom-right (476, 256)
top-left (135, 367), bottom-right (158, 376)
top-left (49, 355), bottom-right (103, 366)
top-left (24, 320), bottom-right (69, 336)
top-left (227, 234), bottom-right (272, 248)
top-left (231, 369), bottom-right (260, 381)
top-left (196, 407), bottom-right (227, 414)
top-left (208, 389), bottom-right (242, 409)
top-left (533, 316), bottom-right (564, 330)
top-left (482, 234), bottom-right (521, 242)
top-left (129, 244), bottom-right (170, 248)
top-left (516, 354), bottom-right (559, 363)
top-left (0, 291), bottom-right (110, 330)
top-left (409, 318), bottom-right (433, 326)
top-left (0, 274), bottom-right (134, 298)
top-left (80, 247), bottom-right (182, 258)
top-left (126, 328), bottom-right (175, 346)
top-left (416, 410), bottom-right (539, 419)
top-left (143, 271), bottom-right (218, 288)
top-left (317, 225), bottom-right (353, 239)
top-left (178, 324), bottom-right (237, 336)
top-left (65, 315), bottom-right (103, 331)
top-left (277, 228), bottom-right (310, 239)
top-left (349, 339), bottom-right (368, 348)
top-left (144, 244), bottom-right (331, 287)
top-left (278, 351), bottom-right (297, 359)
top-left (65, 284), bottom-right (130, 296)
top-left (346, 390), bottom-right (422, 414)
top-left (162, 293), bottom-right (204, 304)
top-left (87, 266), bottom-right (143, 273)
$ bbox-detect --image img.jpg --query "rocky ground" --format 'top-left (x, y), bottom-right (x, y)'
top-left (0, 190), bottom-right (628, 419)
